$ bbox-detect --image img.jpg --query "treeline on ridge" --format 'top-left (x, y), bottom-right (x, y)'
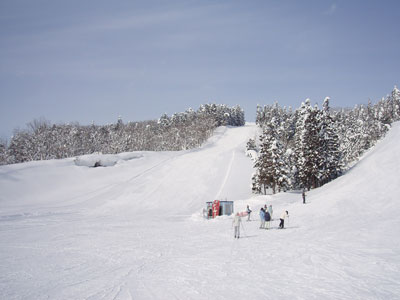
top-left (0, 104), bottom-right (245, 165)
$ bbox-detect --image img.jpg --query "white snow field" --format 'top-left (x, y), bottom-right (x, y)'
top-left (1, 123), bottom-right (400, 300)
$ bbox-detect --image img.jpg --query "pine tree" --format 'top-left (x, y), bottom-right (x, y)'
top-left (251, 172), bottom-right (261, 194)
top-left (318, 97), bottom-right (342, 184)
top-left (392, 86), bottom-right (400, 120)
top-left (246, 138), bottom-right (256, 151)
top-left (294, 100), bottom-right (322, 190)
top-left (253, 119), bottom-right (288, 194)
top-left (254, 129), bottom-right (274, 194)
top-left (0, 139), bottom-right (7, 165)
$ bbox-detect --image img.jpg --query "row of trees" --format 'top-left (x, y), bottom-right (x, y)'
top-left (251, 86), bottom-right (400, 194)
top-left (0, 104), bottom-right (245, 165)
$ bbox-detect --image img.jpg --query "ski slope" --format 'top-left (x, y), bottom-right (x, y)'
top-left (1, 123), bottom-right (400, 299)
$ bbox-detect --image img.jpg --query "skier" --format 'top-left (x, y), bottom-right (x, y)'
top-left (259, 208), bottom-right (265, 229)
top-left (302, 189), bottom-right (306, 204)
top-left (246, 205), bottom-right (252, 221)
top-left (279, 210), bottom-right (289, 229)
top-left (232, 212), bottom-right (242, 238)
top-left (264, 209), bottom-right (271, 229)
top-left (268, 204), bottom-right (273, 220)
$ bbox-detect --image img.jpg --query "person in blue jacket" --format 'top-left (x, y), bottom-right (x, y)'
top-left (259, 208), bottom-right (265, 229)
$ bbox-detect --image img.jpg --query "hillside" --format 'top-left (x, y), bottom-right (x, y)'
top-left (0, 123), bottom-right (399, 299)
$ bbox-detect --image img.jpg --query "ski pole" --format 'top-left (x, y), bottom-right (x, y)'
top-left (240, 220), bottom-right (247, 237)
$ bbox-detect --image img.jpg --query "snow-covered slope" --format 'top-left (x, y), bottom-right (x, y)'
top-left (1, 123), bottom-right (399, 299)
top-left (0, 125), bottom-right (255, 218)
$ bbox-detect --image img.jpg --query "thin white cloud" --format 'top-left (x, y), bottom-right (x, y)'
top-left (86, 10), bottom-right (186, 32)
top-left (82, 3), bottom-right (228, 33)
top-left (324, 3), bottom-right (337, 15)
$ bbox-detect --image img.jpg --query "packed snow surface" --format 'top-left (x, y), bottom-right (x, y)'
top-left (1, 123), bottom-right (400, 299)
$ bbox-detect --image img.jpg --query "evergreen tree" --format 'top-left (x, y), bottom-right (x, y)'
top-left (391, 86), bottom-right (400, 120)
top-left (246, 138), bottom-right (256, 151)
top-left (0, 139), bottom-right (7, 165)
top-left (253, 129), bottom-right (274, 194)
top-left (318, 97), bottom-right (342, 184)
top-left (294, 100), bottom-right (321, 190)
top-left (253, 119), bottom-right (288, 194)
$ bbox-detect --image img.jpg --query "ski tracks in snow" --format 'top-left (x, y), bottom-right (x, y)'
top-left (41, 153), bottom-right (180, 214)
top-left (215, 150), bottom-right (235, 200)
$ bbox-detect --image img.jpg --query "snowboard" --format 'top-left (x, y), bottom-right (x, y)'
top-left (238, 211), bottom-right (248, 217)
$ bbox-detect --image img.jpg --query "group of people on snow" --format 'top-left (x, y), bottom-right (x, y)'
top-left (214, 191), bottom-right (304, 239)
top-left (231, 204), bottom-right (289, 238)
top-left (259, 204), bottom-right (273, 229)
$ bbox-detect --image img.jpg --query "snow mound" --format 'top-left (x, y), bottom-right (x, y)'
top-left (245, 149), bottom-right (258, 161)
top-left (73, 152), bottom-right (143, 167)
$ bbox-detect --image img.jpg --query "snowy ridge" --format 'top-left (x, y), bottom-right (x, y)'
top-left (1, 123), bottom-right (400, 299)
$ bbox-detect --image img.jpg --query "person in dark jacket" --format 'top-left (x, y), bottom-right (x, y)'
top-left (264, 210), bottom-right (271, 229)
top-left (259, 208), bottom-right (265, 229)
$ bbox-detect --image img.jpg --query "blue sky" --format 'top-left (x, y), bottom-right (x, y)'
top-left (1, 0), bottom-right (399, 139)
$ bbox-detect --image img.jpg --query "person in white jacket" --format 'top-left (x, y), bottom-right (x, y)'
top-left (232, 213), bottom-right (242, 238)
top-left (268, 205), bottom-right (273, 220)
top-left (279, 210), bottom-right (288, 229)
top-left (246, 205), bottom-right (252, 221)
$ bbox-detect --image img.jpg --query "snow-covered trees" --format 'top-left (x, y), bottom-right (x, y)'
top-left (253, 121), bottom-right (289, 194)
top-left (253, 86), bottom-right (400, 194)
top-left (294, 100), bottom-right (322, 190)
top-left (318, 97), bottom-right (342, 185)
top-left (0, 139), bottom-right (7, 165)
top-left (246, 138), bottom-right (256, 151)
top-left (1, 104), bottom-right (245, 165)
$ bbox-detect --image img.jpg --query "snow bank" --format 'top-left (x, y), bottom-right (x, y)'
top-left (73, 152), bottom-right (143, 167)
